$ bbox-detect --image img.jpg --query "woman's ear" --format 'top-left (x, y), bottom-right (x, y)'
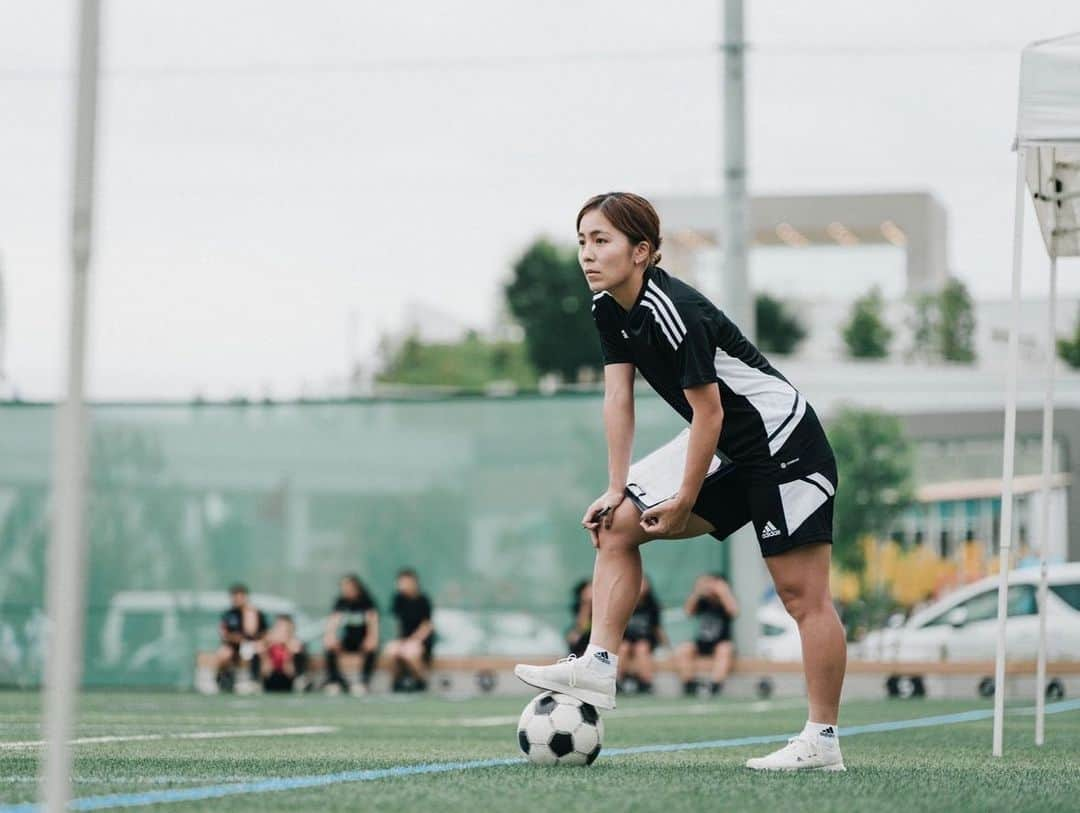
top-left (633, 241), bottom-right (651, 266)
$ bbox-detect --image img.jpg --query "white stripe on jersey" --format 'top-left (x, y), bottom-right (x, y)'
top-left (647, 280), bottom-right (688, 335)
top-left (643, 292), bottom-right (685, 348)
top-left (641, 301), bottom-right (681, 350)
top-left (768, 394), bottom-right (806, 456)
top-left (712, 348), bottom-right (806, 455)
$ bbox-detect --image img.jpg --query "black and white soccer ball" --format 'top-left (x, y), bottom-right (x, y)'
top-left (517, 691), bottom-right (603, 766)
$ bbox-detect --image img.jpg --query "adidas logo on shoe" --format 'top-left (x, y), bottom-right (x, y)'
top-left (819, 726), bottom-right (836, 739)
top-left (594, 650), bottom-right (611, 665)
top-left (760, 521), bottom-right (781, 539)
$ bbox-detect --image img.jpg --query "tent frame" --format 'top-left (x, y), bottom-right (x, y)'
top-left (993, 141), bottom-right (1068, 756)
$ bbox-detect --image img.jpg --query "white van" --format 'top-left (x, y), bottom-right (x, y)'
top-left (100, 590), bottom-right (316, 685)
top-left (857, 562), bottom-right (1080, 662)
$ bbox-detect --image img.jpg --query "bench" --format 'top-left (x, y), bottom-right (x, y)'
top-left (196, 649), bottom-right (1080, 684)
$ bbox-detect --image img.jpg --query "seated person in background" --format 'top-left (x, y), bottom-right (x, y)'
top-left (215, 583), bottom-right (269, 694)
top-left (323, 573), bottom-right (379, 697)
top-left (675, 572), bottom-right (738, 696)
top-left (618, 575), bottom-right (665, 694)
top-left (263, 614), bottom-right (309, 693)
top-left (567, 579), bottom-right (593, 658)
top-left (384, 568), bottom-right (434, 692)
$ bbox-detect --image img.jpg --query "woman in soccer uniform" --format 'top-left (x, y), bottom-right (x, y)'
top-left (516, 192), bottom-right (846, 772)
top-left (675, 573), bottom-right (737, 696)
top-left (384, 569), bottom-right (435, 692)
top-left (216, 583), bottom-right (269, 693)
top-left (323, 574), bottom-right (379, 696)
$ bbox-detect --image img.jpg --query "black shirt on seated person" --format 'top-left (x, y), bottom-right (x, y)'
top-left (333, 594), bottom-right (377, 650)
top-left (392, 592), bottom-right (432, 643)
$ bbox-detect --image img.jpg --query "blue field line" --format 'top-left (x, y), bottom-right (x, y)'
top-left (3, 698), bottom-right (1079, 813)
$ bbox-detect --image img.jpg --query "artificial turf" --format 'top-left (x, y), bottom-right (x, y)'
top-left (1, 690), bottom-right (1078, 812)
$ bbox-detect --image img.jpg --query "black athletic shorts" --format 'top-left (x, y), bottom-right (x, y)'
top-left (695, 638), bottom-right (729, 657)
top-left (623, 632), bottom-right (658, 650)
top-left (341, 632), bottom-right (366, 652)
top-left (690, 406), bottom-right (837, 557)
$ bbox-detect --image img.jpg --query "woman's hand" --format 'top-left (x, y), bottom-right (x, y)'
top-left (639, 495), bottom-right (692, 537)
top-left (581, 490), bottom-right (625, 548)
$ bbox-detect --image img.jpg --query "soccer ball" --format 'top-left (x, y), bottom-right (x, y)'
top-left (517, 691), bottom-right (603, 766)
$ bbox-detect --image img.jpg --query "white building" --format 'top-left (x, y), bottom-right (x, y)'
top-left (653, 191), bottom-right (1079, 564)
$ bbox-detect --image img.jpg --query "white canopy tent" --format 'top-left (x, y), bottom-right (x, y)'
top-left (994, 32), bottom-right (1080, 757)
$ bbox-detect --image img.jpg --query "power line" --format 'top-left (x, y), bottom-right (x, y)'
top-left (0, 42), bottom-right (1027, 82)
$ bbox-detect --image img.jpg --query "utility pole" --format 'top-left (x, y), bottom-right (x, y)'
top-left (720, 0), bottom-right (764, 660)
top-left (722, 0), bottom-right (753, 339)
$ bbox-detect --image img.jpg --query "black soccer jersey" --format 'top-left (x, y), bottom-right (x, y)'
top-left (392, 593), bottom-right (432, 639)
top-left (220, 607), bottom-right (269, 641)
top-left (591, 266), bottom-right (808, 467)
top-left (693, 596), bottom-right (732, 644)
top-left (333, 595), bottom-right (377, 648)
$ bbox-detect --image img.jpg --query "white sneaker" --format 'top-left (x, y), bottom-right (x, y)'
top-left (323, 682), bottom-right (342, 696)
top-left (513, 654), bottom-right (616, 710)
top-left (348, 682), bottom-right (369, 697)
top-left (234, 678), bottom-right (261, 696)
top-left (745, 734), bottom-right (846, 772)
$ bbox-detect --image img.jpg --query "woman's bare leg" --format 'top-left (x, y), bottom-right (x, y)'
top-left (588, 499), bottom-right (715, 652)
top-left (764, 543), bottom-right (845, 725)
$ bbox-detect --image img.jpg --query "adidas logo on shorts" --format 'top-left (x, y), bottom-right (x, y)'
top-left (760, 521), bottom-right (781, 540)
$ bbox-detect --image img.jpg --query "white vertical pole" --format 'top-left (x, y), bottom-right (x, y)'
top-left (1035, 253), bottom-right (1057, 746)
top-left (992, 150), bottom-right (1026, 758)
top-left (40, 1), bottom-right (100, 810)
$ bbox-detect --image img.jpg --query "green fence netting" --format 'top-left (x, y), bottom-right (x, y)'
top-left (0, 396), bottom-right (729, 688)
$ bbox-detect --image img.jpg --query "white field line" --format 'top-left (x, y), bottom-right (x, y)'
top-left (0, 725), bottom-right (336, 751)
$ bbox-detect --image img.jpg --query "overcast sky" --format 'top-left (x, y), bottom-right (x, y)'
top-left (1, 1), bottom-right (1078, 400)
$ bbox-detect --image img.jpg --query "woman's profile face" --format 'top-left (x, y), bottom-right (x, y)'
top-left (577, 208), bottom-right (645, 294)
top-left (340, 578), bottom-right (359, 600)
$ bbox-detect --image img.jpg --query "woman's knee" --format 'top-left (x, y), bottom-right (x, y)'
top-left (777, 582), bottom-right (830, 624)
top-left (595, 502), bottom-right (647, 552)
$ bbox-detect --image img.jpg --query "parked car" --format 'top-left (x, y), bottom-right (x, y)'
top-left (857, 562), bottom-right (1080, 663)
top-left (100, 590), bottom-right (317, 686)
top-left (756, 598), bottom-right (802, 661)
top-left (431, 608), bottom-right (565, 656)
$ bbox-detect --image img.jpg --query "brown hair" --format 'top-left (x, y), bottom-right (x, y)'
top-left (576, 192), bottom-right (662, 266)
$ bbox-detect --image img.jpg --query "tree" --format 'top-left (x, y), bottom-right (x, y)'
top-left (1057, 305), bottom-right (1080, 369)
top-left (939, 278), bottom-right (977, 362)
top-left (377, 332), bottom-right (538, 389)
top-left (842, 287), bottom-right (893, 359)
top-left (504, 239), bottom-right (599, 381)
top-left (908, 277), bottom-right (977, 363)
top-left (827, 407), bottom-right (915, 571)
top-left (755, 293), bottom-right (807, 355)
